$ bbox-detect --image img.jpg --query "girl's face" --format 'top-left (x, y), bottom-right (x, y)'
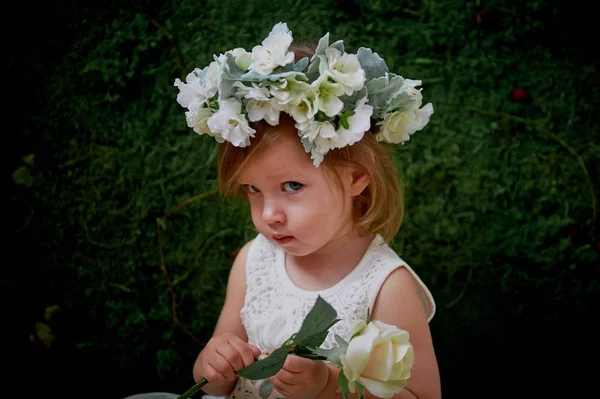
top-left (238, 127), bottom-right (359, 258)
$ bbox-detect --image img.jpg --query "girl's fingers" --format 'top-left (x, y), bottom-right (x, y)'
top-left (250, 344), bottom-right (262, 357)
top-left (229, 338), bottom-right (258, 368)
top-left (269, 376), bottom-right (292, 397)
top-left (213, 346), bottom-right (242, 380)
top-left (273, 367), bottom-right (297, 384)
top-left (280, 355), bottom-right (308, 372)
top-left (203, 364), bottom-right (228, 385)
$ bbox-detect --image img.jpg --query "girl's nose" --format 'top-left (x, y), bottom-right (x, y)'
top-left (262, 200), bottom-right (285, 224)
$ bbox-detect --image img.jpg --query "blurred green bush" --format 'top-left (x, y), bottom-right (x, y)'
top-left (10, 0), bottom-right (598, 398)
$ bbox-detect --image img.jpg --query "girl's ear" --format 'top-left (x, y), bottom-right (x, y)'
top-left (347, 146), bottom-right (374, 196)
top-left (349, 167), bottom-right (370, 196)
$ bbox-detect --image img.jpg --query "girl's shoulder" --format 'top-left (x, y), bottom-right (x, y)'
top-left (368, 237), bottom-right (436, 322)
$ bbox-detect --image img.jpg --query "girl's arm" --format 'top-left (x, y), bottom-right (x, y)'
top-left (316, 267), bottom-right (441, 399)
top-left (370, 266), bottom-right (441, 399)
top-left (192, 239), bottom-right (255, 396)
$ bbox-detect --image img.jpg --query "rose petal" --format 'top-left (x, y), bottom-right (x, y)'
top-left (372, 322), bottom-right (410, 346)
top-left (343, 322), bottom-right (380, 382)
top-left (357, 376), bottom-right (408, 398)
top-left (392, 346), bottom-right (414, 380)
top-left (393, 343), bottom-right (410, 363)
top-left (349, 320), bottom-right (368, 339)
top-left (362, 339), bottom-right (393, 381)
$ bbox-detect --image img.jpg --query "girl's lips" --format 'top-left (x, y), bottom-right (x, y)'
top-left (273, 235), bottom-right (294, 244)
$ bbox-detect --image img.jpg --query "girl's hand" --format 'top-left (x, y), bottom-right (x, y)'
top-left (269, 355), bottom-right (329, 399)
top-left (196, 332), bottom-right (261, 385)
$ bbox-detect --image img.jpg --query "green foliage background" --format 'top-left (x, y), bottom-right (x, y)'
top-left (10, 0), bottom-right (598, 398)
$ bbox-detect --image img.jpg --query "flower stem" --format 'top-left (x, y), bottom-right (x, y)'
top-left (176, 378), bottom-right (207, 399)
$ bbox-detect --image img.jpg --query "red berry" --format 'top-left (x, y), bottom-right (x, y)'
top-left (511, 87), bottom-right (529, 102)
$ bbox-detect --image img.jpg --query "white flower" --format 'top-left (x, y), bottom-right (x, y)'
top-left (298, 120), bottom-right (336, 167)
top-left (335, 97), bottom-right (373, 147)
top-left (285, 84), bottom-right (318, 125)
top-left (230, 47), bottom-right (252, 71)
top-left (246, 99), bottom-right (281, 125)
top-left (203, 61), bottom-right (221, 96)
top-left (207, 98), bottom-right (256, 147)
top-left (299, 120), bottom-right (337, 143)
top-left (299, 120), bottom-right (345, 166)
top-left (233, 82), bottom-right (282, 126)
top-left (375, 103), bottom-right (433, 144)
top-left (185, 106), bottom-right (216, 137)
top-left (174, 62), bottom-right (220, 108)
top-left (318, 47), bottom-right (365, 95)
top-left (340, 320), bottom-right (414, 398)
top-left (271, 78), bottom-right (312, 106)
top-left (249, 22), bottom-right (294, 75)
top-left (312, 75), bottom-right (345, 117)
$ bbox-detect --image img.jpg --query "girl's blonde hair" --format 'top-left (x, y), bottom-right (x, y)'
top-left (217, 43), bottom-right (404, 242)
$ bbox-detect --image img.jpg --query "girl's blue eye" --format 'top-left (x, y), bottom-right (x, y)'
top-left (244, 185), bottom-right (260, 193)
top-left (282, 182), bottom-right (303, 192)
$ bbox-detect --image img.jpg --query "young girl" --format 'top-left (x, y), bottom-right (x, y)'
top-left (174, 23), bottom-right (440, 399)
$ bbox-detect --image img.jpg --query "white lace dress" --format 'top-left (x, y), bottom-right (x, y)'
top-left (204, 233), bottom-right (435, 399)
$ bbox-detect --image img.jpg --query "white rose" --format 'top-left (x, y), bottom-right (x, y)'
top-left (375, 103), bottom-right (433, 144)
top-left (340, 320), bottom-right (414, 398)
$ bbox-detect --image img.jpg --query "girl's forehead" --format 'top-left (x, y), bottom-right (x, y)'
top-left (239, 135), bottom-right (321, 181)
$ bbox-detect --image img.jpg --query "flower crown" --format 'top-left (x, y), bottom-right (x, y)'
top-left (174, 23), bottom-right (433, 167)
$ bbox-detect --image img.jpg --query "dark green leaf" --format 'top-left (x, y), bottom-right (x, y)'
top-left (237, 345), bottom-right (290, 380)
top-left (356, 381), bottom-right (365, 399)
top-left (12, 166), bottom-right (33, 187)
top-left (22, 154), bottom-right (35, 166)
top-left (338, 371), bottom-right (350, 399)
top-left (294, 296), bottom-right (339, 347)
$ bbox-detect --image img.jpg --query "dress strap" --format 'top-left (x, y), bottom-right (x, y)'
top-left (367, 236), bottom-right (436, 322)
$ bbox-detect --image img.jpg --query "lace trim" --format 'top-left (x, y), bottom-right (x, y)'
top-left (240, 234), bottom-right (435, 353)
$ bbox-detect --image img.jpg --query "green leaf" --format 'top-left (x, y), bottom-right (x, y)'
top-left (221, 53), bottom-right (304, 84)
top-left (293, 296), bottom-right (340, 348)
top-left (313, 334), bottom-right (348, 366)
top-left (312, 32), bottom-right (330, 60)
top-left (357, 47), bottom-right (389, 81)
top-left (156, 217), bottom-right (167, 231)
top-left (294, 57), bottom-right (309, 72)
top-left (355, 381), bottom-right (366, 399)
top-left (338, 371), bottom-right (350, 399)
top-left (338, 109), bottom-right (356, 130)
top-left (339, 87), bottom-right (367, 113)
top-left (365, 73), bottom-right (406, 118)
top-left (237, 345), bottom-right (290, 380)
top-left (12, 166), bottom-right (33, 187)
top-left (22, 153), bottom-right (35, 166)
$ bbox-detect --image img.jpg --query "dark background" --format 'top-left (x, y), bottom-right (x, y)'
top-left (9, 1), bottom-right (598, 398)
